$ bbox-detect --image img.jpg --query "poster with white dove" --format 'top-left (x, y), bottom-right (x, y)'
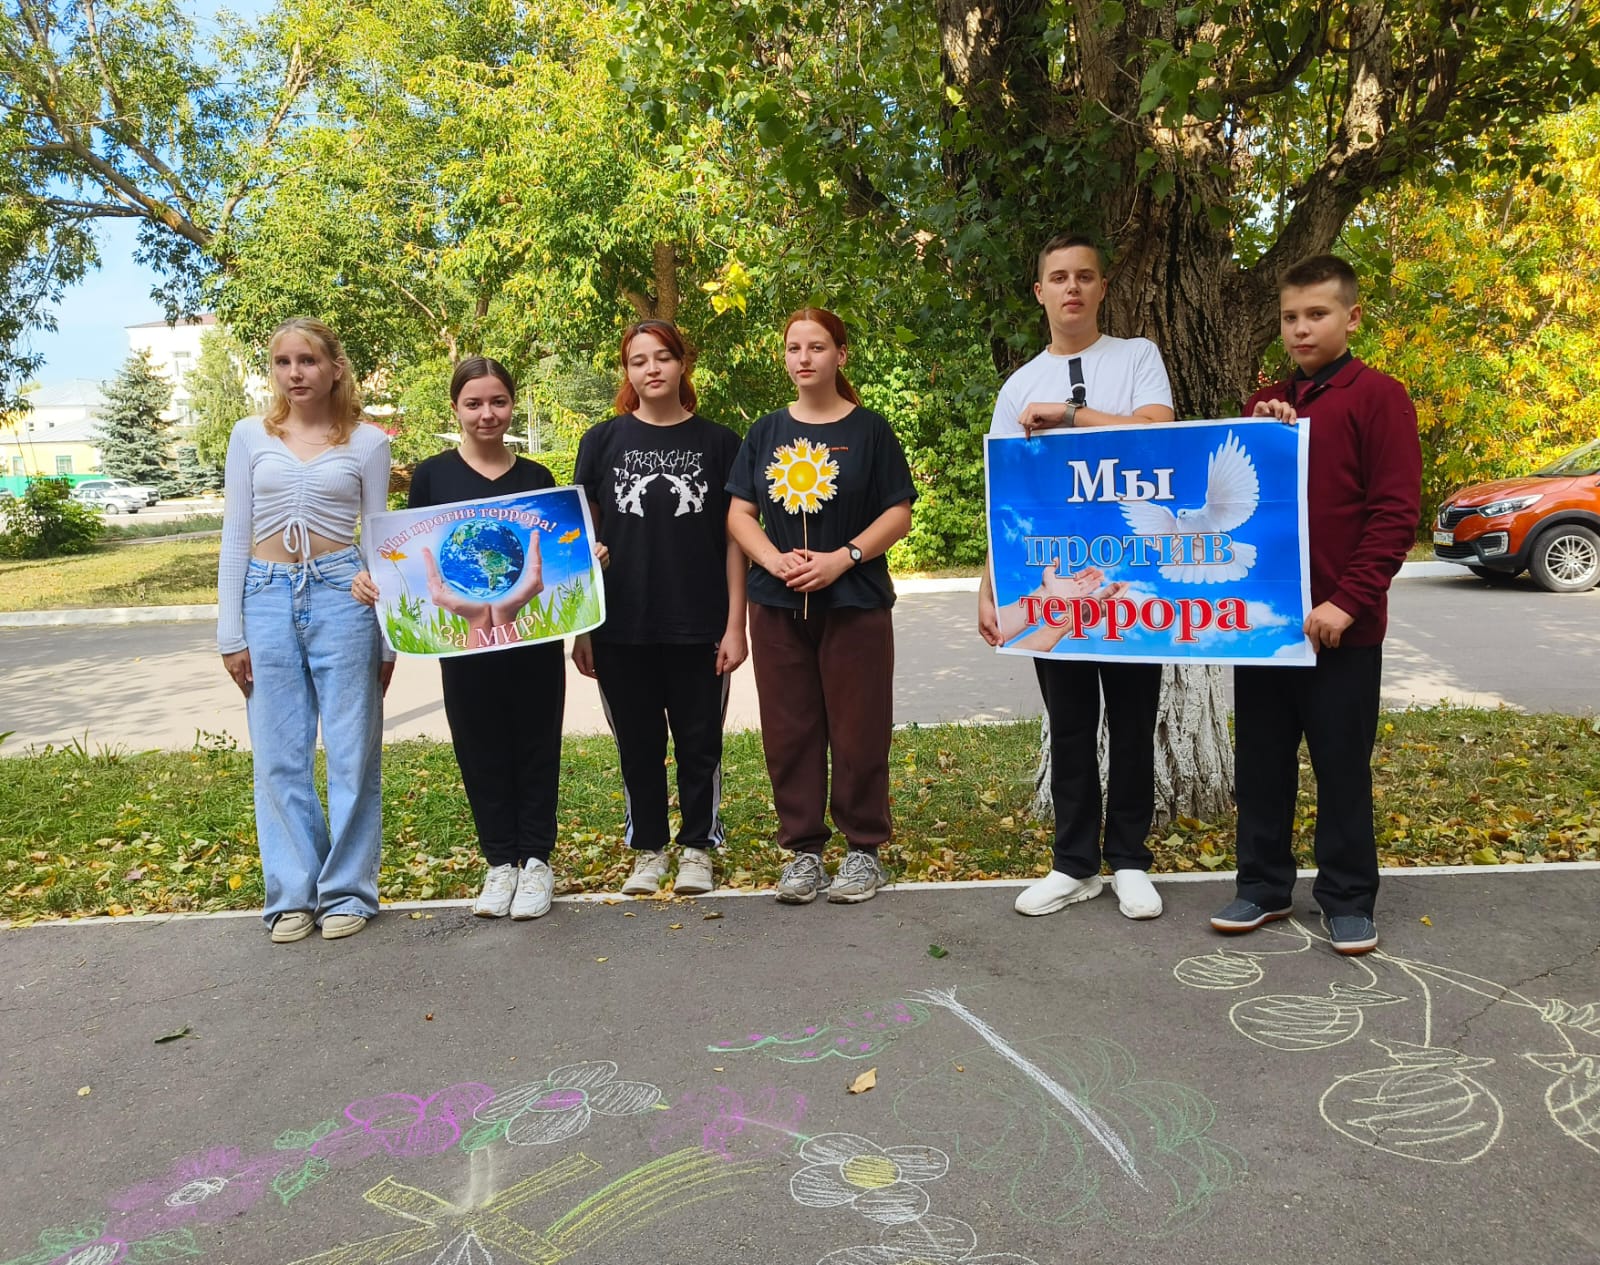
top-left (984, 418), bottom-right (1312, 665)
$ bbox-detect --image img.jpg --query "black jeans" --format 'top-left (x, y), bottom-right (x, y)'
top-left (1233, 644), bottom-right (1382, 918)
top-left (593, 641), bottom-right (730, 852)
top-left (1034, 658), bottom-right (1162, 878)
top-left (440, 640), bottom-right (565, 866)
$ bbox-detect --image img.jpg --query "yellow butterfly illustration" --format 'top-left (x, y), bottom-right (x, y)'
top-left (558, 528), bottom-right (581, 544)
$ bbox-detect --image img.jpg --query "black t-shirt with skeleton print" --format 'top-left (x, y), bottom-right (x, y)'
top-left (575, 413), bottom-right (743, 645)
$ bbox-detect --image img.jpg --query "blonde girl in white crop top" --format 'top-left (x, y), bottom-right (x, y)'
top-left (217, 316), bottom-right (393, 944)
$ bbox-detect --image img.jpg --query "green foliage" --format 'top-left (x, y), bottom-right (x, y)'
top-left (1, 0), bottom-right (323, 390)
top-left (6, 0), bottom-right (1600, 568)
top-left (186, 330), bottom-right (252, 470)
top-left (1350, 100), bottom-right (1600, 522)
top-left (0, 477), bottom-right (101, 559)
top-left (97, 351), bottom-right (175, 491)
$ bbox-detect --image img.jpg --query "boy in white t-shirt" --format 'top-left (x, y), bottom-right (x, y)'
top-left (978, 233), bottom-right (1176, 921)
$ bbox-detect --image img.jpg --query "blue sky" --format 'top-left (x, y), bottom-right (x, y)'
top-left (28, 220), bottom-right (170, 384)
top-left (24, 0), bottom-right (274, 386)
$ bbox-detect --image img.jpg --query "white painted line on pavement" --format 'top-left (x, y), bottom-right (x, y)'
top-left (10, 859), bottom-right (1595, 930)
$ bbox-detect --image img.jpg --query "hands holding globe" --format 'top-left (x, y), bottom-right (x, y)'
top-left (424, 529), bottom-right (545, 634)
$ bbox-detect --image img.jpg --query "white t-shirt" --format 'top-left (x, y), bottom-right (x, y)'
top-left (988, 335), bottom-right (1173, 436)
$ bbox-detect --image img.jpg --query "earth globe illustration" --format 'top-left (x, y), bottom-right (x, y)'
top-left (437, 519), bottom-right (525, 600)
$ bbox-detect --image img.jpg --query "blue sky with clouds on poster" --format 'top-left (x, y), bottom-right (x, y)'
top-left (985, 418), bottom-right (1314, 666)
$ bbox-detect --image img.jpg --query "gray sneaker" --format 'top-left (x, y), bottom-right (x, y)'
top-left (675, 847), bottom-right (715, 895)
top-left (827, 850), bottom-right (887, 904)
top-left (622, 850), bottom-right (669, 895)
top-left (775, 853), bottom-right (829, 904)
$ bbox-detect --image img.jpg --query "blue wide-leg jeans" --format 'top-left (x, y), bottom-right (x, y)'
top-left (242, 547), bottom-right (383, 926)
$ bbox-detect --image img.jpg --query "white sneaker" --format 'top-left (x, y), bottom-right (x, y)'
top-left (510, 858), bottom-right (554, 920)
top-left (621, 850), bottom-right (669, 895)
top-left (1014, 870), bottom-right (1104, 917)
top-left (675, 848), bottom-right (715, 895)
top-left (1111, 869), bottom-right (1163, 920)
top-left (473, 864), bottom-right (518, 918)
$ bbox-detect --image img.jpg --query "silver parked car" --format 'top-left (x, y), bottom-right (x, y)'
top-left (70, 484), bottom-right (142, 514)
top-left (75, 476), bottom-right (159, 506)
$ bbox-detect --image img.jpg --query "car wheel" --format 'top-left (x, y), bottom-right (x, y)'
top-left (1466, 565), bottom-right (1519, 584)
top-left (1529, 525), bottom-right (1600, 593)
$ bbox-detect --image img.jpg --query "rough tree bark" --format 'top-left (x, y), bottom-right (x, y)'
top-left (620, 242), bottom-right (682, 321)
top-left (941, 0), bottom-right (1504, 822)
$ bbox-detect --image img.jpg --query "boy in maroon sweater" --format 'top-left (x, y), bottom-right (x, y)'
top-left (1210, 255), bottom-right (1422, 955)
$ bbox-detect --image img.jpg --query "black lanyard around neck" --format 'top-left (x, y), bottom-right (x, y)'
top-left (1068, 356), bottom-right (1086, 407)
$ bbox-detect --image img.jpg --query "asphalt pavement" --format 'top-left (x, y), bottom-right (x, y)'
top-left (3, 868), bottom-right (1598, 1265)
top-left (1, 568), bottom-right (1596, 754)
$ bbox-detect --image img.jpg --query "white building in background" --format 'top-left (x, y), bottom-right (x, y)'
top-left (126, 313), bottom-right (216, 426)
top-left (2, 380), bottom-right (107, 478)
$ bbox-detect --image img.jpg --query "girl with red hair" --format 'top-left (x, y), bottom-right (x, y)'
top-left (726, 308), bottom-right (915, 906)
top-left (574, 320), bottom-right (748, 897)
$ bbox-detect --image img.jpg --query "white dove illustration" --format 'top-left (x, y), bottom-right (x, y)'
top-left (1118, 431), bottom-right (1259, 583)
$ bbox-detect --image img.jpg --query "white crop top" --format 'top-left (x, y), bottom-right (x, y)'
top-left (216, 416), bottom-right (393, 655)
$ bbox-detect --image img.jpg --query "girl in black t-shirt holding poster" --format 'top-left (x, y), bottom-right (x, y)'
top-left (353, 358), bottom-right (575, 922)
top-left (726, 308), bottom-right (916, 906)
top-left (573, 321), bottom-right (748, 898)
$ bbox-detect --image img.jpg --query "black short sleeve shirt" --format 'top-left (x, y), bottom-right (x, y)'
top-left (408, 449), bottom-right (556, 509)
top-left (574, 413), bottom-right (743, 644)
top-left (725, 406), bottom-right (916, 611)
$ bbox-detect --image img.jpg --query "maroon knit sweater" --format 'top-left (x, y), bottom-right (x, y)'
top-left (1247, 357), bottom-right (1422, 647)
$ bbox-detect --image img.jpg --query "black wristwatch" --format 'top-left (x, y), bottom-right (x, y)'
top-left (846, 543), bottom-right (864, 565)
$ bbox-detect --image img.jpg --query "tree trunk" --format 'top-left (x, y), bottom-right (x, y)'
top-left (1027, 664), bottom-right (1233, 828)
top-left (620, 242), bottom-right (681, 321)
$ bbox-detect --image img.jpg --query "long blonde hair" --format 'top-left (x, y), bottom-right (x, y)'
top-left (262, 317), bottom-right (364, 443)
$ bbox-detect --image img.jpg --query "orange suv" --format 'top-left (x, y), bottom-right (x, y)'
top-left (1433, 438), bottom-right (1600, 592)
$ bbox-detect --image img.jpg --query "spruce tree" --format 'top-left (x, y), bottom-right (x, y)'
top-left (97, 350), bottom-right (175, 491)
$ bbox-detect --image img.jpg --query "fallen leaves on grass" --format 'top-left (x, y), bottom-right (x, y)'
top-left (4, 712), bottom-right (1598, 923)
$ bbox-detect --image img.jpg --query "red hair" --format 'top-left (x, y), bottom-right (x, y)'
top-left (614, 320), bottom-right (698, 414)
top-left (783, 308), bottom-right (861, 405)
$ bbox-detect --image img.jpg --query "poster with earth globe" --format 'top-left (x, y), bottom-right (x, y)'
top-left (366, 486), bottom-right (604, 657)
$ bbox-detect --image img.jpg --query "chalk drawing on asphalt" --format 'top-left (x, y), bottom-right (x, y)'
top-left (1174, 917), bottom-right (1600, 1164)
top-left (1171, 918), bottom-right (1313, 991)
top-left (788, 1132), bottom-right (950, 1226)
top-left (884, 987), bottom-right (1244, 1240)
top-left (283, 1148), bottom-right (763, 1265)
top-left (649, 1086), bottom-right (809, 1161)
top-left (907, 988), bottom-right (1144, 1189)
top-left (465, 1063), bottom-right (661, 1150)
top-left (814, 1214), bottom-right (1039, 1265)
top-left (1228, 980), bottom-right (1406, 1051)
top-left (1319, 1039), bottom-right (1503, 1165)
top-left (708, 999), bottom-right (929, 1062)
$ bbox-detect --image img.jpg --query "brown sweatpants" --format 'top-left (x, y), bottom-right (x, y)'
top-left (748, 602), bottom-right (895, 853)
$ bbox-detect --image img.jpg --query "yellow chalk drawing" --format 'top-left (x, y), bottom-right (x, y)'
top-left (283, 1147), bottom-right (761, 1265)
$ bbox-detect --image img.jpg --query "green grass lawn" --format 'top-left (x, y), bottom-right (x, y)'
top-left (0, 537), bottom-right (220, 611)
top-left (3, 709), bottom-right (1595, 924)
